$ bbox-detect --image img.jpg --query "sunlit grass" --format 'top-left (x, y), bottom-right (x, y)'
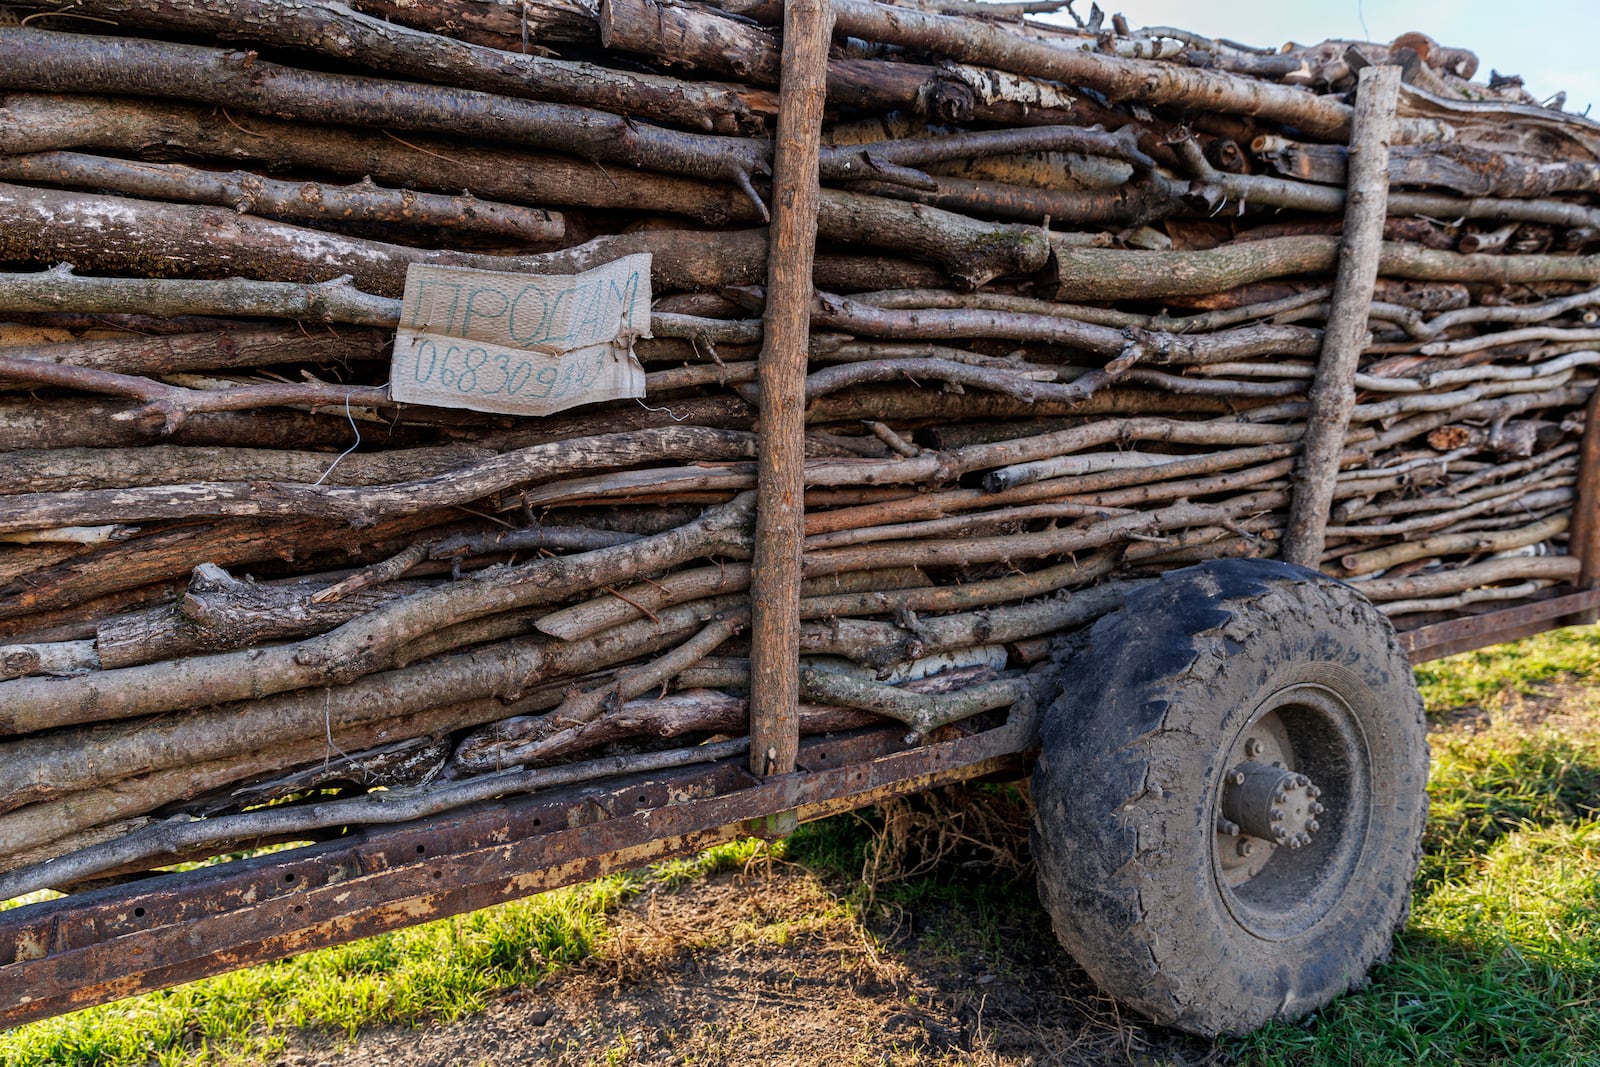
top-left (0, 889), bottom-right (60, 914)
top-left (1414, 623), bottom-right (1600, 713)
top-left (1423, 725), bottom-right (1600, 884)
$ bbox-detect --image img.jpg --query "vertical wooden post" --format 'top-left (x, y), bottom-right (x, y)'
top-left (1282, 63), bottom-right (1401, 569)
top-left (1567, 384), bottom-right (1600, 624)
top-left (748, 0), bottom-right (833, 778)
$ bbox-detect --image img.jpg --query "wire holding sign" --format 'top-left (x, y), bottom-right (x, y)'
top-left (390, 255), bottom-right (650, 416)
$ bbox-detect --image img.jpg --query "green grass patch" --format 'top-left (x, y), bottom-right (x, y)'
top-left (0, 838), bottom-right (775, 1067)
top-left (1423, 725), bottom-right (1600, 884)
top-left (0, 890), bottom-right (60, 915)
top-left (786, 809), bottom-right (879, 881)
top-left (1414, 624), bottom-right (1600, 713)
top-left (785, 784), bottom-right (1035, 906)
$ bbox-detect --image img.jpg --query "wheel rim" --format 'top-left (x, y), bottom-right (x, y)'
top-left (1210, 681), bottom-right (1372, 941)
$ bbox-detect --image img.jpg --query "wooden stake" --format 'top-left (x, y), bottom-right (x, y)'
top-left (1566, 384), bottom-right (1600, 624)
top-left (1282, 64), bottom-right (1400, 568)
top-left (748, 0), bottom-right (833, 779)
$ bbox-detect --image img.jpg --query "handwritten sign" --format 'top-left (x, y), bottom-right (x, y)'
top-left (390, 255), bottom-right (650, 417)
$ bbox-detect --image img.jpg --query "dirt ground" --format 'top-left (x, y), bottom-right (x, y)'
top-left (280, 867), bottom-right (1219, 1067)
top-left (279, 799), bottom-right (1221, 1067)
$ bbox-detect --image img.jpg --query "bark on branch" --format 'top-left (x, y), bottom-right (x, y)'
top-left (0, 738), bottom-right (752, 900)
top-left (0, 266), bottom-right (399, 325)
top-left (0, 93), bottom-right (759, 225)
top-left (11, 0), bottom-right (770, 135)
top-left (0, 351), bottom-right (396, 435)
top-left (0, 427), bottom-right (756, 533)
top-left (1051, 236), bottom-right (1600, 302)
top-left (0, 28), bottom-right (775, 211)
top-left (821, 0), bottom-right (1375, 141)
top-left (0, 492), bottom-right (756, 738)
top-left (0, 325), bottom-right (390, 383)
top-left (1283, 66), bottom-right (1400, 567)
top-left (0, 152), bottom-right (566, 243)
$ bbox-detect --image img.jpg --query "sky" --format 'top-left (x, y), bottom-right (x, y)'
top-left (1043, 0), bottom-right (1599, 118)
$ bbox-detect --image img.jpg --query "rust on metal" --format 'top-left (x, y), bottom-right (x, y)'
top-left (1399, 587), bottom-right (1600, 663)
top-left (0, 719), bottom-right (1032, 1028)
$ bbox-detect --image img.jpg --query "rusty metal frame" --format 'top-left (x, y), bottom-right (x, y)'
top-left (1399, 586), bottom-right (1600, 663)
top-left (0, 718), bottom-right (1033, 1028)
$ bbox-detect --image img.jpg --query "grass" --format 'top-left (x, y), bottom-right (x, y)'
top-left (4, 626), bottom-right (1600, 1065)
top-left (1413, 624), bottom-right (1600, 712)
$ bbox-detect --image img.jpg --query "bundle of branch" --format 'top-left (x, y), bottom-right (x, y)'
top-left (0, 0), bottom-right (1597, 897)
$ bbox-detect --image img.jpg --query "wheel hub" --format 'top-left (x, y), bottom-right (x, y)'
top-left (1213, 710), bottom-right (1314, 885)
top-left (1221, 761), bottom-right (1323, 848)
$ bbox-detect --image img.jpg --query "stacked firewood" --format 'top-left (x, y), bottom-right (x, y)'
top-left (0, 0), bottom-right (1597, 898)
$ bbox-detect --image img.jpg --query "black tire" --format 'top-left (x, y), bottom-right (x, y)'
top-left (1031, 559), bottom-right (1428, 1036)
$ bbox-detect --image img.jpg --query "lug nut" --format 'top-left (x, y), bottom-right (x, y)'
top-left (1306, 819), bottom-right (1320, 832)
top-left (1217, 817), bottom-right (1241, 836)
top-left (1231, 770), bottom-right (1247, 786)
top-left (1269, 807), bottom-right (1284, 821)
top-left (1311, 802), bottom-right (1324, 815)
top-left (1244, 738), bottom-right (1263, 758)
top-left (1237, 840), bottom-right (1254, 857)
top-left (1306, 785), bottom-right (1322, 798)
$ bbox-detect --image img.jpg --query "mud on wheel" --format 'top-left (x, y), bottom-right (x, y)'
top-left (1031, 559), bottom-right (1429, 1036)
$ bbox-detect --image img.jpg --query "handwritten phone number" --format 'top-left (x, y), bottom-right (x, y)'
top-left (409, 338), bottom-right (602, 400)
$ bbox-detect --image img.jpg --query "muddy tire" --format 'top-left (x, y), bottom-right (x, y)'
top-left (1031, 559), bottom-right (1428, 1036)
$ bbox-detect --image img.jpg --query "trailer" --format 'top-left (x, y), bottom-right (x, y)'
top-left (2, 0), bottom-right (1599, 1039)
